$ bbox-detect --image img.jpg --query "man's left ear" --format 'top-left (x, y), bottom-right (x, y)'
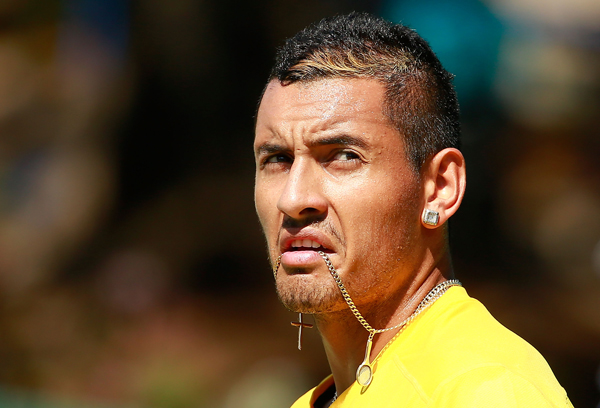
top-left (421, 148), bottom-right (466, 229)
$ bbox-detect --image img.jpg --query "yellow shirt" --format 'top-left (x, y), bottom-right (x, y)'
top-left (292, 286), bottom-right (573, 408)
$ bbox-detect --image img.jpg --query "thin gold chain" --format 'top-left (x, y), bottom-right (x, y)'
top-left (272, 252), bottom-right (461, 335)
top-left (318, 251), bottom-right (460, 335)
top-left (273, 251), bottom-right (461, 387)
top-left (272, 256), bottom-right (281, 280)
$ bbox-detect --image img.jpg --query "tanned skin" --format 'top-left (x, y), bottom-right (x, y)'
top-left (254, 78), bottom-right (466, 394)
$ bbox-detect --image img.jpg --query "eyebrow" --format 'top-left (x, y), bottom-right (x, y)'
top-left (255, 143), bottom-right (289, 157)
top-left (255, 134), bottom-right (370, 157)
top-left (306, 135), bottom-right (369, 149)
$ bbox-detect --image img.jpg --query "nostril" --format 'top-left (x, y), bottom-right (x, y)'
top-left (299, 207), bottom-right (321, 215)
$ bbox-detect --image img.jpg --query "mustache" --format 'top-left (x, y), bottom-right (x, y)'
top-left (280, 215), bottom-right (345, 246)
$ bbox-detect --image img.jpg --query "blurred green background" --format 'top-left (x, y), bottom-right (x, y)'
top-left (0, 0), bottom-right (599, 407)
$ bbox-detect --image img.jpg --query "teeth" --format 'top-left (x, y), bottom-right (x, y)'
top-left (290, 239), bottom-right (321, 249)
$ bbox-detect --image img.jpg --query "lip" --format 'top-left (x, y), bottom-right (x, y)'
top-left (279, 229), bottom-right (336, 268)
top-left (280, 229), bottom-right (335, 253)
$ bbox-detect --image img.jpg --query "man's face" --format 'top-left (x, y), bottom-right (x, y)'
top-left (254, 78), bottom-right (424, 315)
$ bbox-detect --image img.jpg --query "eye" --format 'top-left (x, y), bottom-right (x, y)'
top-left (260, 153), bottom-right (293, 170)
top-left (332, 150), bottom-right (360, 161)
top-left (265, 154), bottom-right (292, 164)
top-left (322, 149), bottom-right (364, 174)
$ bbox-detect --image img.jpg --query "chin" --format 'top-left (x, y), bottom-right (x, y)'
top-left (276, 280), bottom-right (340, 314)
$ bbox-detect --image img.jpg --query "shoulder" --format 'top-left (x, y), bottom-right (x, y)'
top-left (290, 375), bottom-right (334, 408)
top-left (290, 390), bottom-right (313, 408)
top-left (385, 286), bottom-right (571, 405)
top-left (428, 364), bottom-right (574, 408)
top-left (398, 286), bottom-right (552, 373)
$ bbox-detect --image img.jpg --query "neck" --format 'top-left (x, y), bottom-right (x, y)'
top-left (315, 252), bottom-right (453, 394)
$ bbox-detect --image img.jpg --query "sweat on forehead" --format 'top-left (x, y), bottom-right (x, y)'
top-left (255, 78), bottom-right (395, 159)
top-left (260, 12), bottom-right (461, 171)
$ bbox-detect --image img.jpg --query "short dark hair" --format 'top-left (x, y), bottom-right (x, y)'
top-left (266, 12), bottom-right (460, 171)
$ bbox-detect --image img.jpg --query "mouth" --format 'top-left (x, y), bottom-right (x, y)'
top-left (279, 236), bottom-right (335, 268)
top-left (286, 239), bottom-right (333, 253)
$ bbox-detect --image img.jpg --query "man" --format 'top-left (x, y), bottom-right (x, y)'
top-left (254, 12), bottom-right (573, 408)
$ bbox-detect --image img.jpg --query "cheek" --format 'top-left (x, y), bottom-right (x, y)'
top-left (254, 182), bottom-right (274, 229)
top-left (344, 177), bottom-right (421, 248)
top-left (255, 178), bottom-right (284, 249)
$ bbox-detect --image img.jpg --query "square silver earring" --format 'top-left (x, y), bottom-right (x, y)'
top-left (423, 209), bottom-right (440, 226)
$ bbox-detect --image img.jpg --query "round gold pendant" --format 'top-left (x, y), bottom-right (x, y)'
top-left (356, 363), bottom-right (372, 386)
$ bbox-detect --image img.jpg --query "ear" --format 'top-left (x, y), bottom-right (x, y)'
top-left (421, 148), bottom-right (466, 229)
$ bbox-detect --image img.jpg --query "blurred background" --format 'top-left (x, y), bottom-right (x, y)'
top-left (0, 0), bottom-right (598, 407)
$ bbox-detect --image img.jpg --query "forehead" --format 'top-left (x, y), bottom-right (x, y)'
top-left (255, 78), bottom-right (395, 149)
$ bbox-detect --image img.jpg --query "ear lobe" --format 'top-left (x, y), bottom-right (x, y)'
top-left (421, 148), bottom-right (466, 229)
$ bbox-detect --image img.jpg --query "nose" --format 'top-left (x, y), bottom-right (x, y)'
top-left (277, 159), bottom-right (327, 221)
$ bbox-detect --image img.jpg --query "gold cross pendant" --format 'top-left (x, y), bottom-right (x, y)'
top-left (291, 313), bottom-right (313, 350)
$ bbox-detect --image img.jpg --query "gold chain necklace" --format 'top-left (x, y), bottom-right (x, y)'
top-left (272, 251), bottom-right (461, 387)
top-left (318, 251), bottom-right (461, 387)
